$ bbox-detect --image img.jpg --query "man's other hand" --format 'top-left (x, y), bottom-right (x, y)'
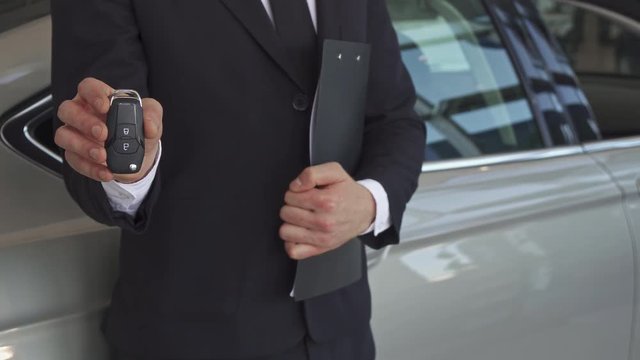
top-left (55, 77), bottom-right (163, 184)
top-left (279, 162), bottom-right (376, 260)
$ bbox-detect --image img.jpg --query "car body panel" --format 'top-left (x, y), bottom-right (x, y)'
top-left (584, 137), bottom-right (640, 360)
top-left (0, 309), bottom-right (107, 360)
top-left (0, 17), bottom-right (117, 360)
top-left (0, 110), bottom-right (117, 359)
top-left (371, 151), bottom-right (634, 359)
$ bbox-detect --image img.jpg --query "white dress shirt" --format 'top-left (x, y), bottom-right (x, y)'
top-left (102, 0), bottom-right (391, 236)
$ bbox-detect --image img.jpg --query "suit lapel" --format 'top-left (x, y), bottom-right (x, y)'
top-left (220, 0), bottom-right (305, 90)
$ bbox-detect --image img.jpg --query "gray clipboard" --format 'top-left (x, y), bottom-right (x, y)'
top-left (293, 39), bottom-right (371, 301)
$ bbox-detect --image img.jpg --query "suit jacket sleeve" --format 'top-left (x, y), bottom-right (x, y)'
top-left (355, 0), bottom-right (426, 249)
top-left (51, 0), bottom-right (160, 233)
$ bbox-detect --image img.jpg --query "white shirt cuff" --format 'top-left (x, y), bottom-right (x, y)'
top-left (357, 179), bottom-right (392, 236)
top-left (101, 142), bottom-right (162, 216)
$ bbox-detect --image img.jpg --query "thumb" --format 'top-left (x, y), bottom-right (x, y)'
top-left (290, 162), bottom-right (350, 192)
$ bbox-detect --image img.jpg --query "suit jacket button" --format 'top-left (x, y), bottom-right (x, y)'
top-left (292, 93), bottom-right (309, 111)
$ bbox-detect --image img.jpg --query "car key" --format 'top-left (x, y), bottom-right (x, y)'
top-left (105, 90), bottom-right (145, 174)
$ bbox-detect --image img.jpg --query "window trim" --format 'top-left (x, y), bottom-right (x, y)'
top-left (515, 0), bottom-right (596, 144)
top-left (22, 94), bottom-right (61, 163)
top-left (482, 0), bottom-right (557, 148)
top-left (421, 145), bottom-right (583, 172)
top-left (583, 135), bottom-right (640, 153)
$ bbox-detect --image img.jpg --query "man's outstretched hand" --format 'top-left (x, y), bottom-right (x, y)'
top-left (279, 162), bottom-right (376, 260)
top-left (55, 77), bottom-right (163, 184)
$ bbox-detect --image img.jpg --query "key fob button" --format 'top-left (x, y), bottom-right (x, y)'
top-left (114, 140), bottom-right (139, 154)
top-left (116, 102), bottom-right (138, 124)
top-left (117, 124), bottom-right (136, 139)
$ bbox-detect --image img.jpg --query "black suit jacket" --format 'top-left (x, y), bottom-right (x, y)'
top-left (51, 0), bottom-right (425, 358)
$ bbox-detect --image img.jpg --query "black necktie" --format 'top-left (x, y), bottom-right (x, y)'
top-left (270, 0), bottom-right (318, 93)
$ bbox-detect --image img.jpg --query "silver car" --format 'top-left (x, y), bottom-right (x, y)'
top-left (1, 0), bottom-right (640, 359)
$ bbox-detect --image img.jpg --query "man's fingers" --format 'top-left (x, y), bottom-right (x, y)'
top-left (284, 188), bottom-right (339, 213)
top-left (280, 205), bottom-right (316, 230)
top-left (55, 125), bottom-right (107, 163)
top-left (57, 99), bottom-right (107, 142)
top-left (284, 189), bottom-right (318, 211)
top-left (65, 151), bottom-right (113, 182)
top-left (280, 205), bottom-right (339, 233)
top-left (142, 98), bottom-right (163, 141)
top-left (279, 223), bottom-right (333, 248)
top-left (77, 77), bottom-right (114, 115)
top-left (284, 242), bottom-right (325, 260)
top-left (289, 162), bottom-right (350, 192)
top-left (279, 223), bottom-right (312, 244)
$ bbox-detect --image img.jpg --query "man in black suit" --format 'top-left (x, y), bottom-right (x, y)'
top-left (51, 0), bottom-right (425, 359)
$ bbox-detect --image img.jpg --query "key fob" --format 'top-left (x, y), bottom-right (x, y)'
top-left (105, 90), bottom-right (145, 174)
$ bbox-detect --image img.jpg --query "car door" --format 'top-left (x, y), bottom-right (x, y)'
top-left (0, 8), bottom-right (116, 360)
top-left (537, 2), bottom-right (640, 358)
top-left (583, 138), bottom-right (640, 360)
top-left (368, 0), bottom-right (635, 359)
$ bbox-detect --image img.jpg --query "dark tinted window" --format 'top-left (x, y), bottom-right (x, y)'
top-left (388, 0), bottom-right (544, 162)
top-left (537, 0), bottom-right (640, 139)
top-left (539, 1), bottom-right (640, 77)
top-left (0, 0), bottom-right (50, 33)
top-left (513, 0), bottom-right (600, 142)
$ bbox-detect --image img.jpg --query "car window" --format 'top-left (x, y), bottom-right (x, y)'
top-left (388, 0), bottom-right (545, 162)
top-left (0, 0), bottom-right (50, 34)
top-left (509, 0), bottom-right (600, 142)
top-left (537, 0), bottom-right (640, 139)
top-left (537, 0), bottom-right (640, 77)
